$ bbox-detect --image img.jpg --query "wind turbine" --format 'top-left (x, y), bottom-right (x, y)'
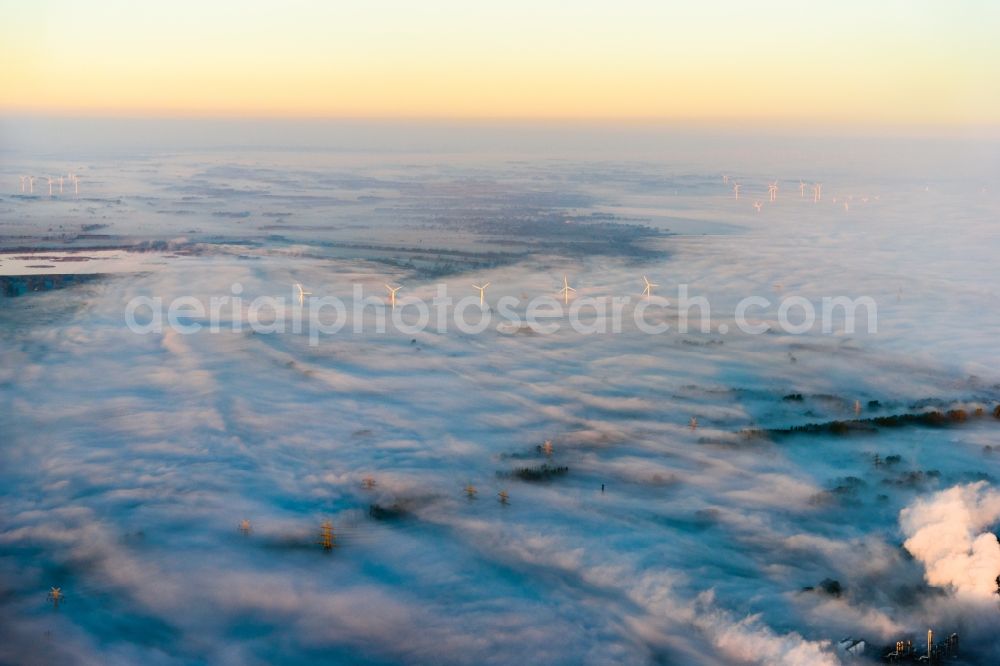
top-left (641, 275), bottom-right (658, 299)
top-left (799, 180), bottom-right (806, 197)
top-left (753, 201), bottom-right (763, 213)
top-left (733, 183), bottom-right (741, 200)
top-left (385, 284), bottom-right (402, 309)
top-left (294, 283), bottom-right (311, 306)
top-left (689, 417), bottom-right (698, 430)
top-left (813, 183), bottom-right (822, 202)
top-left (18, 176), bottom-right (25, 193)
top-left (47, 177), bottom-right (53, 196)
top-left (472, 282), bottom-right (490, 307)
top-left (28, 176), bottom-right (35, 194)
top-left (768, 181), bottom-right (778, 202)
top-left (59, 176), bottom-right (64, 194)
top-left (723, 174), bottom-right (729, 185)
top-left (558, 276), bottom-right (575, 305)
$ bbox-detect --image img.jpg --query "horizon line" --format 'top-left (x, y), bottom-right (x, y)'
top-left (3, 111), bottom-right (998, 137)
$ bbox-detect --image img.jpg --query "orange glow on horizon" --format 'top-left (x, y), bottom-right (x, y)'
top-left (3, 1), bottom-right (998, 126)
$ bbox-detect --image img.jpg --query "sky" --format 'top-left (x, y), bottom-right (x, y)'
top-left (2, 1), bottom-right (999, 126)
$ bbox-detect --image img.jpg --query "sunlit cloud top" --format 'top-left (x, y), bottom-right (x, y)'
top-left (3, 0), bottom-right (998, 125)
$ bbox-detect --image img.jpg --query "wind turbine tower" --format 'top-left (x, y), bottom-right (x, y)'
top-left (641, 275), bottom-right (658, 299)
top-left (472, 282), bottom-right (490, 307)
top-left (385, 284), bottom-right (402, 310)
top-left (559, 276), bottom-right (576, 305)
top-left (294, 283), bottom-right (312, 306)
